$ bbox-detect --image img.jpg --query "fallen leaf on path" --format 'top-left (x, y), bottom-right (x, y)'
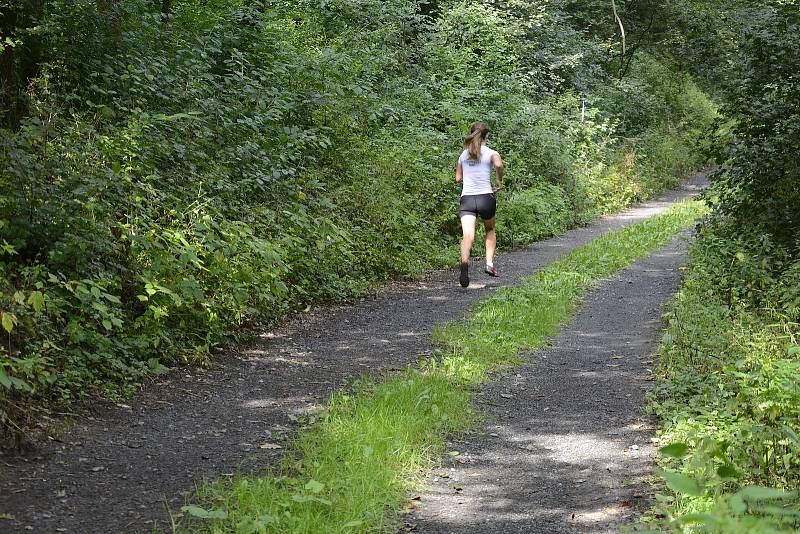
top-left (610, 355), bottom-right (623, 360)
top-left (259, 442), bottom-right (283, 449)
top-left (0, 513), bottom-right (14, 520)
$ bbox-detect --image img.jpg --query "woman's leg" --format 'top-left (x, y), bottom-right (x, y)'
top-left (460, 214), bottom-right (477, 264)
top-left (459, 214), bottom-right (477, 287)
top-left (484, 216), bottom-right (496, 266)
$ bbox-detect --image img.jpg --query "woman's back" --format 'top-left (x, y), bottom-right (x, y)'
top-left (458, 145), bottom-right (497, 196)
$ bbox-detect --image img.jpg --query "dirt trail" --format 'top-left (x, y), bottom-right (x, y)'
top-left (406, 233), bottom-right (690, 533)
top-left (0, 175), bottom-right (705, 533)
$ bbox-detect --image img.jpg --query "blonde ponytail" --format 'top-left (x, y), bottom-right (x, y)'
top-left (464, 122), bottom-right (489, 161)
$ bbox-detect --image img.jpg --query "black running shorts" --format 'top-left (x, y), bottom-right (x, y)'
top-left (459, 193), bottom-right (496, 220)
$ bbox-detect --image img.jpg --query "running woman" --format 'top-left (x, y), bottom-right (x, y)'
top-left (455, 122), bottom-right (504, 288)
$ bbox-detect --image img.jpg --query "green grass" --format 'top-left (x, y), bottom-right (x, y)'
top-left (174, 200), bottom-right (706, 534)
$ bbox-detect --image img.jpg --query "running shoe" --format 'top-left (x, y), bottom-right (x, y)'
top-left (485, 265), bottom-right (499, 277)
top-left (459, 262), bottom-right (469, 287)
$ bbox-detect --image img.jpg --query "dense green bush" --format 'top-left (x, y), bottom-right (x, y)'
top-left (0, 0), bottom-right (714, 441)
top-left (495, 183), bottom-right (572, 246)
top-left (647, 230), bottom-right (800, 531)
top-left (641, 2), bottom-right (800, 530)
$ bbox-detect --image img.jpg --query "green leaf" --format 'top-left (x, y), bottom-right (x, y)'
top-left (1, 312), bottom-right (15, 333)
top-left (181, 505), bottom-right (212, 518)
top-left (28, 291), bottom-right (45, 313)
top-left (305, 479), bottom-right (324, 494)
top-left (10, 376), bottom-right (32, 391)
top-left (205, 509), bottom-right (228, 520)
top-left (0, 369), bottom-right (12, 389)
top-left (659, 442), bottom-right (689, 458)
top-left (730, 493), bottom-right (747, 513)
top-left (343, 519), bottom-right (364, 528)
top-left (656, 469), bottom-right (703, 497)
top-left (147, 358), bottom-right (169, 375)
top-left (181, 505), bottom-right (227, 520)
top-left (716, 465), bottom-right (741, 479)
top-left (737, 486), bottom-right (794, 501)
top-left (783, 425), bottom-right (800, 445)
top-left (236, 516), bottom-right (274, 534)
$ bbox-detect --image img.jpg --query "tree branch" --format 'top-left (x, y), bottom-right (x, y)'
top-left (611, 0), bottom-right (626, 57)
top-left (619, 11), bottom-right (655, 79)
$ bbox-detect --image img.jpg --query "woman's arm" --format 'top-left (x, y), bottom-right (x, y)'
top-left (491, 153), bottom-right (504, 192)
top-left (455, 161), bottom-right (463, 183)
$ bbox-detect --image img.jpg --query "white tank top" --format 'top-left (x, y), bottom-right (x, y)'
top-left (458, 145), bottom-right (497, 196)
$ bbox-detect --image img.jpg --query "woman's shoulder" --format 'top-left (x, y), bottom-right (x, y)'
top-left (482, 145), bottom-right (499, 156)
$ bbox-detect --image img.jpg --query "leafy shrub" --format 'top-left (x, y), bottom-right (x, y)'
top-left (495, 184), bottom-right (572, 246)
top-left (0, 0), bottom-right (714, 442)
top-left (646, 229), bottom-right (800, 532)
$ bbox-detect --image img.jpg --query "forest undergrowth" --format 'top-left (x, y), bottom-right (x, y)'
top-left (646, 229), bottom-right (800, 532)
top-left (643, 1), bottom-right (800, 531)
top-left (0, 0), bottom-right (716, 443)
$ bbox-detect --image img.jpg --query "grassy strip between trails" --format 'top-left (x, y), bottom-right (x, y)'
top-left (175, 200), bottom-right (707, 534)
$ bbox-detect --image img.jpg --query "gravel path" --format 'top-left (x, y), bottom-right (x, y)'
top-left (0, 175), bottom-right (705, 533)
top-left (405, 234), bottom-right (691, 534)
